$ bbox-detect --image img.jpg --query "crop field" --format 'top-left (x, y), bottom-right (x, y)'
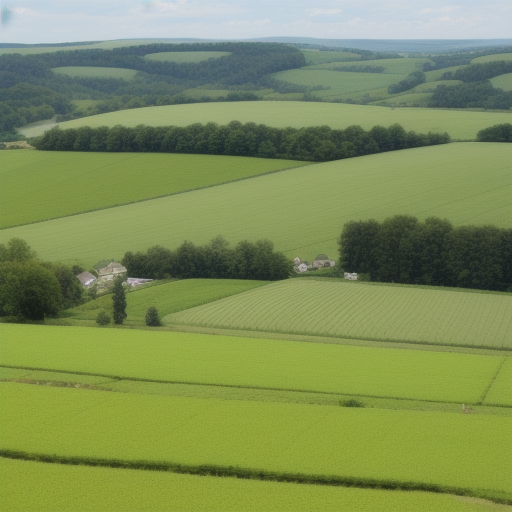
top-left (484, 358), bottom-right (512, 406)
top-left (1, 383), bottom-right (510, 500)
top-left (491, 73), bottom-right (512, 91)
top-left (301, 50), bottom-right (361, 65)
top-left (67, 278), bottom-right (268, 325)
top-left (51, 66), bottom-right (138, 80)
top-left (144, 51), bottom-right (231, 62)
top-left (472, 53), bottom-right (512, 64)
top-left (4, 458), bottom-right (508, 512)
top-left (372, 93), bottom-right (432, 107)
top-left (0, 323), bottom-right (507, 404)
top-left (52, 101), bottom-right (512, 140)
top-left (271, 69), bottom-right (406, 96)
top-left (166, 280), bottom-right (512, 349)
top-left (0, 151), bottom-right (308, 228)
top-left (308, 57), bottom-right (431, 75)
top-left (425, 65), bottom-right (468, 82)
top-left (1, 143), bottom-right (510, 265)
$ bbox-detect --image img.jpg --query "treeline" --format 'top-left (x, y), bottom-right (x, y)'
top-left (0, 238), bottom-right (84, 321)
top-left (339, 216), bottom-right (512, 291)
top-left (34, 122), bottom-right (450, 162)
top-left (429, 81), bottom-right (512, 110)
top-left (387, 71), bottom-right (426, 94)
top-left (122, 237), bottom-right (290, 281)
top-left (333, 65), bottom-right (384, 73)
top-left (476, 123), bottom-right (512, 142)
top-left (449, 61), bottom-right (512, 82)
top-left (422, 47), bottom-right (512, 71)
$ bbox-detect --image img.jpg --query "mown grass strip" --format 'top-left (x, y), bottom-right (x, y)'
top-left (1, 451), bottom-right (509, 505)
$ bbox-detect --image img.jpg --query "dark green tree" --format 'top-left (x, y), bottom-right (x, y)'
top-left (96, 311), bottom-right (111, 326)
top-left (145, 306), bottom-right (161, 326)
top-left (112, 276), bottom-right (127, 325)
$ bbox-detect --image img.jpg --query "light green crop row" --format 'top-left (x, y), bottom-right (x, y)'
top-left (144, 51), bottom-right (231, 63)
top-left (52, 66), bottom-right (139, 80)
top-left (2, 457), bottom-right (509, 512)
top-left (1, 383), bottom-right (510, 497)
top-left (50, 101), bottom-right (512, 140)
top-left (0, 151), bottom-right (307, 228)
top-left (68, 279), bottom-right (268, 325)
top-left (167, 280), bottom-right (512, 349)
top-left (1, 143), bottom-right (510, 266)
top-left (0, 324), bottom-right (504, 404)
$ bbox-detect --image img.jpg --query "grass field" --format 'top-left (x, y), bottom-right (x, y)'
top-left (3, 458), bottom-right (508, 512)
top-left (485, 358), bottom-right (512, 406)
top-left (307, 58), bottom-right (430, 75)
top-left (2, 383), bottom-right (510, 500)
top-left (67, 279), bottom-right (268, 325)
top-left (166, 279), bottom-right (512, 349)
top-left (144, 51), bottom-right (231, 62)
top-left (0, 151), bottom-right (308, 228)
top-left (300, 50), bottom-right (361, 65)
top-left (51, 66), bottom-right (138, 80)
top-left (371, 93), bottom-right (432, 107)
top-left (472, 53), bottom-right (512, 64)
top-left (50, 101), bottom-right (512, 140)
top-left (0, 323), bottom-right (507, 404)
top-left (491, 73), bottom-right (512, 91)
top-left (1, 143), bottom-right (509, 266)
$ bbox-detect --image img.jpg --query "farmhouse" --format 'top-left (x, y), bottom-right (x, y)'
top-left (312, 254), bottom-right (336, 268)
top-left (75, 271), bottom-right (97, 288)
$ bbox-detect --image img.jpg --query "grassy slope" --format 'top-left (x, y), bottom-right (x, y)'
top-left (471, 53), bottom-right (512, 64)
top-left (307, 58), bottom-right (430, 74)
top-left (144, 51), bottom-right (231, 62)
top-left (1, 143), bottom-right (510, 265)
top-left (50, 101), bottom-right (512, 140)
top-left (4, 458), bottom-right (508, 512)
top-left (166, 280), bottom-right (512, 349)
top-left (491, 73), bottom-right (512, 91)
top-left (300, 50), bottom-right (361, 65)
top-left (51, 66), bottom-right (138, 80)
top-left (485, 358), bottom-right (512, 406)
top-left (67, 279), bottom-right (268, 325)
top-left (0, 151), bottom-right (308, 228)
top-left (0, 323), bottom-right (505, 404)
top-left (2, 383), bottom-right (510, 498)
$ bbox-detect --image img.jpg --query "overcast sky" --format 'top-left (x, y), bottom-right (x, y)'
top-left (1, 0), bottom-right (511, 44)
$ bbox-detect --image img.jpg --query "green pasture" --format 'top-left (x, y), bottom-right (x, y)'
top-left (485, 358), bottom-right (512, 406)
top-left (68, 279), bottom-right (268, 325)
top-left (300, 50), bottom-right (361, 65)
top-left (412, 80), bottom-right (462, 92)
top-left (4, 459), bottom-right (509, 512)
top-left (180, 88), bottom-right (233, 98)
top-left (308, 58), bottom-right (431, 75)
top-left (371, 93), bottom-right (432, 107)
top-left (52, 66), bottom-right (138, 80)
top-left (1, 143), bottom-right (510, 266)
top-left (144, 51), bottom-right (231, 63)
top-left (425, 66), bottom-right (468, 82)
top-left (0, 151), bottom-right (308, 228)
top-left (167, 280), bottom-right (512, 350)
top-left (491, 73), bottom-right (512, 91)
top-left (271, 69), bottom-right (406, 96)
top-left (472, 53), bottom-right (512, 64)
top-left (71, 99), bottom-right (103, 110)
top-left (51, 101), bottom-right (512, 140)
top-left (0, 324), bottom-right (505, 403)
top-left (2, 383), bottom-right (510, 499)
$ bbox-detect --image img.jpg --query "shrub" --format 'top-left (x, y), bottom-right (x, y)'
top-left (145, 306), bottom-right (161, 327)
top-left (96, 311), bottom-right (111, 326)
top-left (340, 399), bottom-right (365, 408)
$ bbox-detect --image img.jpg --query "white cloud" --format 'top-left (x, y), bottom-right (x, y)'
top-left (419, 6), bottom-right (459, 14)
top-left (227, 18), bottom-right (271, 26)
top-left (307, 8), bottom-right (342, 16)
top-left (136, 0), bottom-right (239, 17)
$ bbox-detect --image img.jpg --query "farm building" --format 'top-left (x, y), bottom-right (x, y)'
top-left (312, 254), bottom-right (336, 268)
top-left (97, 261), bottom-right (127, 277)
top-left (127, 278), bottom-right (153, 287)
top-left (75, 271), bottom-right (96, 288)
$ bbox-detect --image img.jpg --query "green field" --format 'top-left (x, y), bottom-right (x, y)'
top-left (1, 143), bottom-right (510, 266)
top-left (300, 50), bottom-right (361, 65)
top-left (3, 458), bottom-right (508, 512)
top-left (67, 279), bottom-right (268, 325)
top-left (0, 151), bottom-right (308, 228)
top-left (272, 69), bottom-right (407, 96)
top-left (485, 358), bottom-right (512, 406)
top-left (371, 93), bottom-right (432, 107)
top-left (144, 51), bottom-right (231, 62)
top-left (50, 101), bottom-right (512, 140)
top-left (472, 53), bottom-right (512, 64)
top-left (307, 58), bottom-right (431, 75)
top-left (2, 383), bottom-right (510, 500)
top-left (52, 66), bottom-right (138, 80)
top-left (166, 279), bottom-right (512, 349)
top-left (0, 323), bottom-right (506, 404)
top-left (491, 73), bottom-right (512, 91)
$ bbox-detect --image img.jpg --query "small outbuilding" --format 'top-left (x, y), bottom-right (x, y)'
top-left (76, 271), bottom-right (97, 288)
top-left (97, 261), bottom-right (127, 277)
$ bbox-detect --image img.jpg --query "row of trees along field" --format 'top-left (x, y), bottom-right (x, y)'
top-left (122, 237), bottom-right (291, 281)
top-left (33, 122), bottom-right (450, 162)
top-left (339, 216), bottom-right (512, 291)
top-left (0, 238), bottom-right (84, 321)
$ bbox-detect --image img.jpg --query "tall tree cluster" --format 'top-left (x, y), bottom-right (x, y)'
top-left (339, 216), bottom-right (512, 291)
top-left (122, 237), bottom-right (291, 281)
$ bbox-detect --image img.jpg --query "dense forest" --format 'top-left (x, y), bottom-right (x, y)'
top-left (33, 122), bottom-right (450, 162)
top-left (339, 216), bottom-right (512, 291)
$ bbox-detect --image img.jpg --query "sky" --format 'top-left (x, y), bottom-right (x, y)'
top-left (1, 0), bottom-right (511, 44)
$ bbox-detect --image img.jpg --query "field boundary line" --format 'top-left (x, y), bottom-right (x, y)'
top-left (0, 160), bottom-right (314, 230)
top-left (2, 364), bottom-right (511, 408)
top-left (1, 451), bottom-right (510, 505)
top-left (478, 357), bottom-right (508, 405)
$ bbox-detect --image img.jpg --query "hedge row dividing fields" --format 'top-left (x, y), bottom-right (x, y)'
top-left (0, 324), bottom-right (508, 405)
top-left (1, 383), bottom-right (510, 502)
top-left (4, 457), bottom-right (507, 512)
top-left (167, 280), bottom-right (512, 350)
